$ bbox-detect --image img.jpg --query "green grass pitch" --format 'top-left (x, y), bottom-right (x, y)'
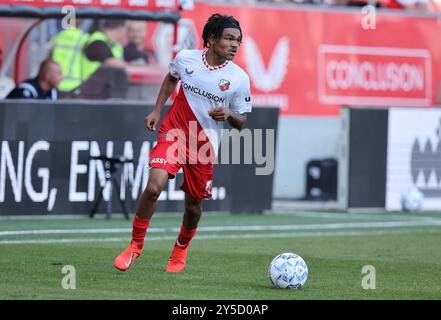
top-left (0, 210), bottom-right (440, 300)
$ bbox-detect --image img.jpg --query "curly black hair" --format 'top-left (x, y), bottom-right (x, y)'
top-left (202, 14), bottom-right (242, 48)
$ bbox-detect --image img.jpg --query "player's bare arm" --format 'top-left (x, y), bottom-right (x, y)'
top-left (208, 107), bottom-right (247, 130)
top-left (227, 111), bottom-right (247, 130)
top-left (145, 73), bottom-right (179, 131)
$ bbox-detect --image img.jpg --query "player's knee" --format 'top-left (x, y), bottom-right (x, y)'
top-left (144, 183), bottom-right (162, 201)
top-left (185, 201), bottom-right (201, 217)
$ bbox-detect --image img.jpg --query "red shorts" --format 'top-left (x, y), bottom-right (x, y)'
top-left (149, 136), bottom-right (214, 200)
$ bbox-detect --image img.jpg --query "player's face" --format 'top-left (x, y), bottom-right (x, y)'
top-left (127, 22), bottom-right (146, 46)
top-left (213, 28), bottom-right (242, 61)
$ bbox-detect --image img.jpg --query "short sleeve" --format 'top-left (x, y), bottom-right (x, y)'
top-left (231, 76), bottom-right (252, 114)
top-left (6, 82), bottom-right (38, 99)
top-left (169, 50), bottom-right (184, 79)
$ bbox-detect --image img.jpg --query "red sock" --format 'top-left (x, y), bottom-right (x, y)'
top-left (176, 224), bottom-right (197, 248)
top-left (131, 215), bottom-right (150, 249)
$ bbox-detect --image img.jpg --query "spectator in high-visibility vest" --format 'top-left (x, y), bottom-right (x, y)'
top-left (81, 19), bottom-right (127, 82)
top-left (51, 20), bottom-right (89, 93)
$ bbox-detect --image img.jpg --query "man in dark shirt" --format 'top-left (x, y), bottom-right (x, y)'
top-left (6, 59), bottom-right (62, 100)
top-left (124, 21), bottom-right (157, 66)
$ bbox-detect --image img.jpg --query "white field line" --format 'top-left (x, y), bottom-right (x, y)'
top-left (0, 212), bottom-right (229, 220)
top-left (2, 219), bottom-right (441, 237)
top-left (0, 228), bottom-right (440, 245)
top-left (271, 211), bottom-right (441, 221)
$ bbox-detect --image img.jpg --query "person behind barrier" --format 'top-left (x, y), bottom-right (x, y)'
top-left (82, 19), bottom-right (127, 79)
top-left (69, 19), bottom-right (129, 99)
top-left (51, 19), bottom-right (89, 94)
top-left (124, 21), bottom-right (157, 66)
top-left (5, 59), bottom-right (62, 100)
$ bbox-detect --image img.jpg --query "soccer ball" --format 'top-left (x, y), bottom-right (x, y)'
top-left (401, 187), bottom-right (424, 212)
top-left (268, 252), bottom-right (308, 289)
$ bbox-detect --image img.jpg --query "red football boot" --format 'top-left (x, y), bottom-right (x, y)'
top-left (114, 242), bottom-right (142, 271)
top-left (165, 243), bottom-right (189, 273)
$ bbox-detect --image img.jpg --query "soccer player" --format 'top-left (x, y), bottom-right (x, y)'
top-left (114, 13), bottom-right (252, 273)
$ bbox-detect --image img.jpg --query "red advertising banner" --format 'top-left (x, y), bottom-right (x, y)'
top-left (181, 4), bottom-right (441, 116)
top-left (318, 45), bottom-right (431, 106)
top-left (0, 0), bottom-right (178, 10)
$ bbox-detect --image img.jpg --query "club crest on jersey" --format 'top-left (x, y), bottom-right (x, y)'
top-left (218, 79), bottom-right (230, 91)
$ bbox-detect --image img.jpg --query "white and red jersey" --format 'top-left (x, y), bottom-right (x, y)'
top-left (160, 49), bottom-right (252, 157)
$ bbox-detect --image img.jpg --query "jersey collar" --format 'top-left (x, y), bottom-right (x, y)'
top-left (202, 50), bottom-right (229, 71)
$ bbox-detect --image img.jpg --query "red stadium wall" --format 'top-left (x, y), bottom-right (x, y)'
top-left (0, 18), bottom-right (29, 80)
top-left (182, 4), bottom-right (441, 116)
top-left (0, 0), bottom-right (179, 10)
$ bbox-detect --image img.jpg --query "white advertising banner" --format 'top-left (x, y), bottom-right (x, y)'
top-left (386, 108), bottom-right (441, 211)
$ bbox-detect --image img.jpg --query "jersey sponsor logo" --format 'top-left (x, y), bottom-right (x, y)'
top-left (181, 81), bottom-right (225, 103)
top-left (218, 79), bottom-right (230, 92)
top-left (150, 157), bottom-right (168, 165)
